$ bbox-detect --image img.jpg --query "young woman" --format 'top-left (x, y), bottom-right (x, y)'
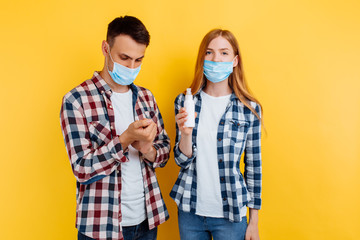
top-left (170, 29), bottom-right (263, 240)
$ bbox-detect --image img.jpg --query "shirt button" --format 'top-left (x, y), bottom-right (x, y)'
top-left (116, 170), bottom-right (120, 174)
top-left (221, 177), bottom-right (224, 182)
top-left (220, 121), bottom-right (224, 125)
top-left (110, 126), bottom-right (114, 130)
top-left (101, 90), bottom-right (104, 94)
top-left (223, 197), bottom-right (227, 201)
top-left (237, 123), bottom-right (240, 126)
top-left (218, 138), bottom-right (222, 141)
top-left (109, 105), bottom-right (113, 109)
top-left (219, 159), bottom-right (223, 162)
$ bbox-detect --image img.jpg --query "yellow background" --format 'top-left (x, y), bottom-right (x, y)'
top-left (0, 0), bottom-right (359, 239)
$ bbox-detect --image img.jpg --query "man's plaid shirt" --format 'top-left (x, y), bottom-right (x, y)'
top-left (170, 90), bottom-right (262, 222)
top-left (60, 72), bottom-right (170, 240)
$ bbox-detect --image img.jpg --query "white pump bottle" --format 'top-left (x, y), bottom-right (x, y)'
top-left (184, 88), bottom-right (195, 128)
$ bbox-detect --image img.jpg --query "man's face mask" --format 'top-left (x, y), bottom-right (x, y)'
top-left (107, 46), bottom-right (141, 86)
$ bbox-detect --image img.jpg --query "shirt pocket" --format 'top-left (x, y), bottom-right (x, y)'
top-left (225, 119), bottom-right (250, 142)
top-left (88, 119), bottom-right (112, 147)
top-left (225, 119), bottom-right (250, 155)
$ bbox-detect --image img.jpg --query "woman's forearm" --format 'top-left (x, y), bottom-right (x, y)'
top-left (179, 133), bottom-right (193, 157)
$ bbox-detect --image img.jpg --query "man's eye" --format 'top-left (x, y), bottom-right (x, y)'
top-left (136, 59), bottom-right (143, 62)
top-left (222, 52), bottom-right (229, 55)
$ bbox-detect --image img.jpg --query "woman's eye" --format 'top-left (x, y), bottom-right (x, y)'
top-left (205, 51), bottom-right (212, 55)
top-left (222, 52), bottom-right (229, 55)
top-left (135, 59), bottom-right (142, 62)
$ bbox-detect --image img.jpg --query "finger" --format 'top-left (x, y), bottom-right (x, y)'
top-left (142, 124), bottom-right (157, 142)
top-left (179, 107), bottom-right (187, 113)
top-left (149, 126), bottom-right (157, 140)
top-left (143, 121), bottom-right (156, 131)
top-left (151, 122), bottom-right (157, 132)
top-left (133, 119), bottom-right (152, 129)
top-left (175, 112), bottom-right (188, 122)
top-left (177, 118), bottom-right (187, 125)
top-left (142, 122), bottom-right (156, 136)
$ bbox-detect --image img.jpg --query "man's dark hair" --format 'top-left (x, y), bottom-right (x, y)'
top-left (107, 16), bottom-right (150, 47)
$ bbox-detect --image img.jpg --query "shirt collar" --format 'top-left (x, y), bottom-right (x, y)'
top-left (91, 71), bottom-right (112, 94)
top-left (194, 86), bottom-right (237, 102)
top-left (91, 71), bottom-right (138, 96)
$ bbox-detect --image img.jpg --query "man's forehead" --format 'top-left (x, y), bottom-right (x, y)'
top-left (112, 35), bottom-right (146, 49)
top-left (111, 35), bottom-right (146, 58)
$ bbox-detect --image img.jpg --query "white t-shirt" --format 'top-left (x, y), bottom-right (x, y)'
top-left (196, 91), bottom-right (247, 218)
top-left (111, 89), bottom-right (146, 226)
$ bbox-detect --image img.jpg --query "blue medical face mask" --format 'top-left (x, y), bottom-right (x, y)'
top-left (107, 48), bottom-right (141, 86)
top-left (203, 57), bottom-right (236, 83)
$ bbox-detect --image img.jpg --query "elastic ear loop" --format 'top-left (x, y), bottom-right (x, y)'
top-left (105, 43), bottom-right (114, 72)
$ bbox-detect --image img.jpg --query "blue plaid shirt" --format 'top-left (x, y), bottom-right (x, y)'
top-left (170, 90), bottom-right (262, 222)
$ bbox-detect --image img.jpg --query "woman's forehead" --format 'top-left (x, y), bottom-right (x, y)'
top-left (207, 36), bottom-right (233, 50)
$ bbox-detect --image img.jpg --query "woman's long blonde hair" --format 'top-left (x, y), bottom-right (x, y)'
top-left (190, 29), bottom-right (263, 122)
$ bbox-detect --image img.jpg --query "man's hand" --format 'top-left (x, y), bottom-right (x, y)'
top-left (119, 119), bottom-right (158, 161)
top-left (119, 119), bottom-right (152, 149)
top-left (131, 119), bottom-right (157, 162)
top-left (131, 120), bottom-right (157, 154)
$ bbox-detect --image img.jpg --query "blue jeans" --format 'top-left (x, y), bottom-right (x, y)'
top-left (178, 209), bottom-right (247, 240)
top-left (78, 219), bottom-right (157, 240)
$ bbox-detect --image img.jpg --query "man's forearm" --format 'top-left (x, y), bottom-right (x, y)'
top-left (142, 146), bottom-right (157, 162)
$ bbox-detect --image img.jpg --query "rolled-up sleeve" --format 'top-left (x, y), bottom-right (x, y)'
top-left (60, 96), bottom-right (128, 185)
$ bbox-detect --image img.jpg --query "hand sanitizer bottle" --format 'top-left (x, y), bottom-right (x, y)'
top-left (184, 88), bottom-right (195, 128)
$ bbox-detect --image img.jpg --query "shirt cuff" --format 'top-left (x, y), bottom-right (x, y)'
top-left (174, 144), bottom-right (197, 168)
top-left (109, 136), bottom-right (129, 163)
top-left (247, 198), bottom-right (262, 210)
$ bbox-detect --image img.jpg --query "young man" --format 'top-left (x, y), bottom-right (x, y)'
top-left (60, 16), bottom-right (170, 240)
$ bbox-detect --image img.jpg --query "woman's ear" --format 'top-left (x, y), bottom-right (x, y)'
top-left (233, 55), bottom-right (239, 67)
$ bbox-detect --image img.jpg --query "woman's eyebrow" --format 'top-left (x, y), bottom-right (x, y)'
top-left (206, 48), bottom-right (230, 51)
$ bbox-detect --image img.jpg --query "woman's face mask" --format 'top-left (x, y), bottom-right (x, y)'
top-left (203, 57), bottom-right (236, 83)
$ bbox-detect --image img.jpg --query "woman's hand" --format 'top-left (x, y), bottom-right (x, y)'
top-left (175, 107), bottom-right (197, 158)
top-left (245, 222), bottom-right (260, 240)
top-left (245, 209), bottom-right (260, 240)
top-left (175, 108), bottom-right (196, 136)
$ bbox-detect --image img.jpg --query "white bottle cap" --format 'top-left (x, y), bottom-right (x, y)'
top-left (186, 88), bottom-right (192, 95)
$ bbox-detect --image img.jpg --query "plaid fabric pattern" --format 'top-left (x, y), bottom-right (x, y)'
top-left (60, 72), bottom-right (170, 240)
top-left (170, 90), bottom-right (262, 222)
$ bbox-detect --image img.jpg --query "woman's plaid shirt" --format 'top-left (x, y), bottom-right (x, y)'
top-left (60, 72), bottom-right (170, 240)
top-left (170, 91), bottom-right (262, 222)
